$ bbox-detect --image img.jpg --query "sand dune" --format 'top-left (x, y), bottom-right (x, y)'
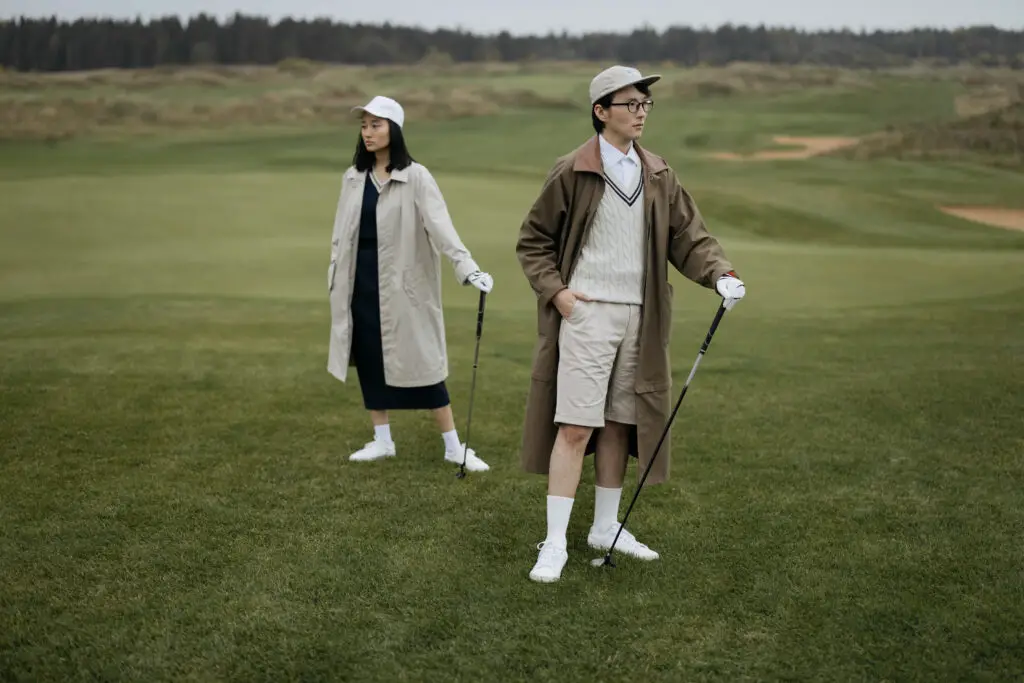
top-left (709, 135), bottom-right (859, 160)
top-left (938, 206), bottom-right (1024, 232)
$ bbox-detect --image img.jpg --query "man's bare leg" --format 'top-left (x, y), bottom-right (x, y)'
top-left (592, 420), bottom-right (630, 533)
top-left (530, 423), bottom-right (592, 582)
top-left (587, 419), bottom-right (659, 560)
top-left (594, 420), bottom-right (630, 488)
top-left (549, 424), bottom-right (593, 497)
top-left (544, 424), bottom-right (592, 544)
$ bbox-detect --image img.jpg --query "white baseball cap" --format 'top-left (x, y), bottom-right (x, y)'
top-left (589, 65), bottom-right (661, 105)
top-left (352, 95), bottom-right (405, 129)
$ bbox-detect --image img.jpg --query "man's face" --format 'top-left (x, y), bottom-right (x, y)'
top-left (361, 114), bottom-right (390, 152)
top-left (595, 85), bottom-right (653, 143)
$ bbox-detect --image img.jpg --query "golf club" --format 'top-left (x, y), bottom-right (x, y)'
top-left (592, 296), bottom-right (736, 567)
top-left (456, 289), bottom-right (487, 479)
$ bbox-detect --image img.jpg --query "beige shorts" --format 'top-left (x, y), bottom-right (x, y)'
top-left (555, 300), bottom-right (641, 428)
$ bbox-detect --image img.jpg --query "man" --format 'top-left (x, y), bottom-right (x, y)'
top-left (515, 65), bottom-right (746, 583)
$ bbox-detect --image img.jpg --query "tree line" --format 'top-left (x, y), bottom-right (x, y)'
top-left (2, 14), bottom-right (1022, 72)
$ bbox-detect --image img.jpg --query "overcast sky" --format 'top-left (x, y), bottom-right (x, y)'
top-left (3, 0), bottom-right (1021, 34)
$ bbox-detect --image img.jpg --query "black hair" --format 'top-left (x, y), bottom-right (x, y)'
top-left (592, 82), bottom-right (651, 134)
top-left (352, 119), bottom-right (414, 172)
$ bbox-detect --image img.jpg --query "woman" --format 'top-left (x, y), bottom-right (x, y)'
top-left (327, 95), bottom-right (493, 472)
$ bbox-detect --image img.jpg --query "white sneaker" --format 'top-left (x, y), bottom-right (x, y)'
top-left (587, 522), bottom-right (660, 561)
top-left (444, 443), bottom-right (489, 472)
top-left (529, 541), bottom-right (568, 583)
top-left (348, 439), bottom-right (396, 462)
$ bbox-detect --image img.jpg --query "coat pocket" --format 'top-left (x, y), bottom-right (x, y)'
top-left (328, 260), bottom-right (337, 292)
top-left (401, 267), bottom-right (428, 303)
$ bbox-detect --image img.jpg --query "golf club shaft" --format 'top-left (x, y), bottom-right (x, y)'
top-left (461, 291), bottom-right (486, 470)
top-left (603, 300), bottom-right (729, 557)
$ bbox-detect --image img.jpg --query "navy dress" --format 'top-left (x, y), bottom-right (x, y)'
top-left (350, 171), bottom-right (451, 411)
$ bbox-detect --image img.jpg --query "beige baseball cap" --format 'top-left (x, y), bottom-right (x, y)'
top-left (589, 65), bottom-right (661, 104)
top-left (351, 95), bottom-right (405, 128)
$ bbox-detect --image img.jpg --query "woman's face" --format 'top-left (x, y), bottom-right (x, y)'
top-left (361, 114), bottom-right (390, 153)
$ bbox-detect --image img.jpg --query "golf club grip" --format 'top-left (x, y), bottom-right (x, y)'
top-left (702, 302), bottom-right (727, 350)
top-left (476, 292), bottom-right (486, 337)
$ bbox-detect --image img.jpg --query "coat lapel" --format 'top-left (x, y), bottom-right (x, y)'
top-left (635, 141), bottom-right (668, 226)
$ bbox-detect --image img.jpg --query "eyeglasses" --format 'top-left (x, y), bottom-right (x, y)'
top-left (607, 99), bottom-right (654, 114)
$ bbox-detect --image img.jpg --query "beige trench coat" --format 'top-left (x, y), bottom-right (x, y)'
top-left (327, 162), bottom-right (480, 387)
top-left (515, 136), bottom-right (737, 485)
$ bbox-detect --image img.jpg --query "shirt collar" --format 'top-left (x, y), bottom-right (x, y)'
top-left (598, 133), bottom-right (639, 166)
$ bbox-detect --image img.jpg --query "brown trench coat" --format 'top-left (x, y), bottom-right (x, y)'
top-left (515, 135), bottom-right (736, 485)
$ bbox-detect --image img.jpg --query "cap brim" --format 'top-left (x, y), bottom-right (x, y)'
top-left (592, 74), bottom-right (663, 103)
top-left (351, 105), bottom-right (402, 128)
top-left (622, 74), bottom-right (661, 94)
top-left (636, 74), bottom-right (661, 88)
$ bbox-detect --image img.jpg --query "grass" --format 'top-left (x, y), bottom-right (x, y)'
top-left (1, 62), bottom-right (1024, 682)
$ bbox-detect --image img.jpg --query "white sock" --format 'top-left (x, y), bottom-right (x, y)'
top-left (374, 424), bottom-right (392, 444)
top-left (594, 485), bottom-right (622, 531)
top-left (441, 429), bottom-right (461, 454)
top-left (545, 495), bottom-right (574, 548)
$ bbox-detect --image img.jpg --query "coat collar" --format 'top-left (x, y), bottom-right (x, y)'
top-left (572, 135), bottom-right (668, 176)
top-left (390, 166), bottom-right (411, 182)
top-left (343, 164), bottom-right (412, 182)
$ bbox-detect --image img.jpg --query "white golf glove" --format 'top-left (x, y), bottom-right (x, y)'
top-left (466, 271), bottom-right (493, 294)
top-left (716, 273), bottom-right (745, 304)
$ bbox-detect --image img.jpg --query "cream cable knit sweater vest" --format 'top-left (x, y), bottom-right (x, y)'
top-left (568, 165), bottom-right (646, 305)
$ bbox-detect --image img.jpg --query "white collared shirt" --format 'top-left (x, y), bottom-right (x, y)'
top-left (598, 133), bottom-right (640, 189)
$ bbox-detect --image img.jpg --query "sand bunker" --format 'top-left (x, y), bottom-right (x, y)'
top-left (709, 135), bottom-right (859, 161)
top-left (938, 206), bottom-right (1024, 232)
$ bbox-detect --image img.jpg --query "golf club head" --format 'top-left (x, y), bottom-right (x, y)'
top-left (591, 554), bottom-right (615, 568)
top-left (455, 469), bottom-right (466, 479)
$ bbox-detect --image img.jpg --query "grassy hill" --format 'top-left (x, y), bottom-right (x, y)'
top-left (841, 98), bottom-right (1024, 168)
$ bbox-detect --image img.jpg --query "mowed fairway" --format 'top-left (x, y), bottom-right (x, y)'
top-left (1, 66), bottom-right (1023, 681)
